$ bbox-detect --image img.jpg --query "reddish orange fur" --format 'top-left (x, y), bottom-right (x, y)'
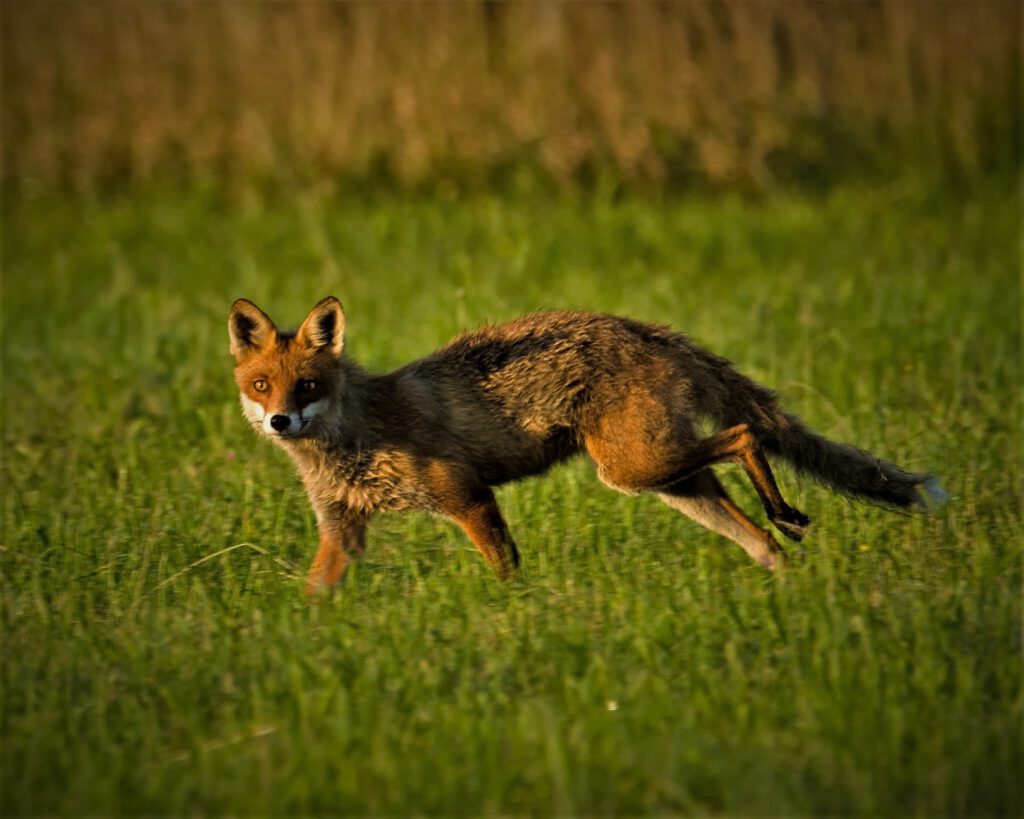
top-left (229, 298), bottom-right (938, 591)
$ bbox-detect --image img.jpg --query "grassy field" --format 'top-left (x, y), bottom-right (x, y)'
top-left (2, 182), bottom-right (1020, 815)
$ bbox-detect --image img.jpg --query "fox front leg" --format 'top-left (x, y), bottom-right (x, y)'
top-left (444, 488), bottom-right (521, 579)
top-left (305, 514), bottom-right (367, 594)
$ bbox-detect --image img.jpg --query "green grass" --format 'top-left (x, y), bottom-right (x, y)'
top-left (2, 182), bottom-right (1021, 815)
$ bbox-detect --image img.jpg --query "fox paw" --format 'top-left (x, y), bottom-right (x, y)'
top-left (771, 507), bottom-right (810, 542)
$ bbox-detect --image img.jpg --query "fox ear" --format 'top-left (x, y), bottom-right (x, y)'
top-left (228, 299), bottom-right (276, 361)
top-left (297, 296), bottom-right (346, 358)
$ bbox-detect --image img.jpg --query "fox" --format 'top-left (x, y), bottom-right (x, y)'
top-left (228, 296), bottom-right (945, 593)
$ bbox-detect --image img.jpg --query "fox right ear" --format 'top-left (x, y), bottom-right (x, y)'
top-left (228, 299), bottom-right (276, 361)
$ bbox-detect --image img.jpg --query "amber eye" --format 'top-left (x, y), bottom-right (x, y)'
top-left (253, 379), bottom-right (269, 392)
top-left (301, 379), bottom-right (318, 393)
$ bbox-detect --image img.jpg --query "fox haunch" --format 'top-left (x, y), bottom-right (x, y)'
top-left (229, 297), bottom-right (945, 592)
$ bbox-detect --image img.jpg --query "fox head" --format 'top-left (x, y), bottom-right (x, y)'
top-left (228, 297), bottom-right (345, 440)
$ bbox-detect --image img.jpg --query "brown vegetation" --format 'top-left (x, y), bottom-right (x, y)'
top-left (3, 0), bottom-right (1018, 191)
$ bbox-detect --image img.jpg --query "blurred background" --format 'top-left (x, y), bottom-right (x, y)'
top-left (3, 4), bottom-right (1022, 815)
top-left (4, 0), bottom-right (1019, 196)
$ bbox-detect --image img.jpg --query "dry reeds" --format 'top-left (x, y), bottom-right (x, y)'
top-left (2, 0), bottom-right (1019, 192)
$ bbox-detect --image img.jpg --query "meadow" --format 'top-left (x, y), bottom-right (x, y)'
top-left (2, 181), bottom-right (1021, 815)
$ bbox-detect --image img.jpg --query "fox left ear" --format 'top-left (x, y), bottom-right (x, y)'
top-left (297, 296), bottom-right (346, 358)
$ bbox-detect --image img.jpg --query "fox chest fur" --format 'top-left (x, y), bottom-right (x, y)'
top-left (290, 440), bottom-right (437, 515)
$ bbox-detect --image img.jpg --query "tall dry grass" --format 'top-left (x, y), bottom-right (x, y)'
top-left (2, 0), bottom-right (1019, 192)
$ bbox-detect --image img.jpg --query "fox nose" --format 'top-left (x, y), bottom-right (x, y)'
top-left (269, 414), bottom-right (291, 432)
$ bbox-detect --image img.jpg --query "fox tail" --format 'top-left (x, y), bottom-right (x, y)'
top-left (754, 407), bottom-right (946, 509)
top-left (694, 346), bottom-right (947, 509)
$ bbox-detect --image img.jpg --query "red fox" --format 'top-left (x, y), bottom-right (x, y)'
top-left (229, 297), bottom-right (945, 592)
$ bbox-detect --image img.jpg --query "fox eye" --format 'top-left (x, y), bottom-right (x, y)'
top-left (253, 379), bottom-right (269, 392)
top-left (301, 380), bottom-right (318, 392)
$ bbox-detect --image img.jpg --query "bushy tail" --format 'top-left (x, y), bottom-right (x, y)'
top-left (754, 409), bottom-right (945, 509)
top-left (690, 344), bottom-right (945, 509)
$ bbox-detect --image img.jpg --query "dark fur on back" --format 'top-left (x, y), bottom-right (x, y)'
top-left (387, 310), bottom-right (933, 509)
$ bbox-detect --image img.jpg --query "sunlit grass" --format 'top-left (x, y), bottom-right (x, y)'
top-left (1, 183), bottom-right (1020, 814)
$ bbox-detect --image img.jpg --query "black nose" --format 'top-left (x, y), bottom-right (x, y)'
top-left (270, 415), bottom-right (291, 432)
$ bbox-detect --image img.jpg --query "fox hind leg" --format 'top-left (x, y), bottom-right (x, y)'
top-left (720, 424), bottom-right (810, 541)
top-left (659, 471), bottom-right (786, 569)
top-left (586, 421), bottom-right (809, 542)
top-left (704, 425), bottom-right (806, 540)
top-left (659, 423), bottom-right (810, 541)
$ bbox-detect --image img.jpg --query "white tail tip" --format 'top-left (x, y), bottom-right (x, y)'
top-left (920, 476), bottom-right (950, 508)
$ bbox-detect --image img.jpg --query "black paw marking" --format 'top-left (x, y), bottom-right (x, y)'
top-left (771, 507), bottom-right (811, 542)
